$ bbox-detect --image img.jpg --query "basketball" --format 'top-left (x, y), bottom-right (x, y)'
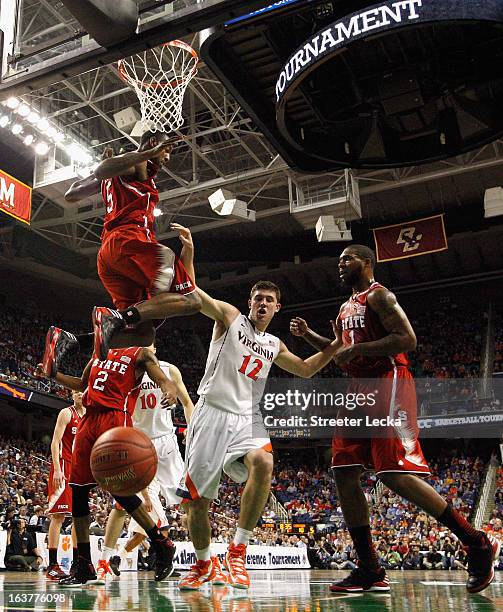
top-left (90, 427), bottom-right (158, 496)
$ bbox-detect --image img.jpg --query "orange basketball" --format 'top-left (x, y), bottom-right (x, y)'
top-left (90, 426), bottom-right (157, 496)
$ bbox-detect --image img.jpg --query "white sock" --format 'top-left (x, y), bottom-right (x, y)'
top-left (102, 546), bottom-right (115, 562)
top-left (233, 527), bottom-right (252, 547)
top-left (195, 546), bottom-right (211, 561)
top-left (118, 547), bottom-right (129, 561)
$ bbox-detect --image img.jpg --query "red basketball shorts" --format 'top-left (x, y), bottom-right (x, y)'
top-left (47, 458), bottom-right (72, 514)
top-left (331, 366), bottom-right (430, 476)
top-left (97, 226), bottom-right (195, 310)
top-left (70, 410), bottom-right (132, 486)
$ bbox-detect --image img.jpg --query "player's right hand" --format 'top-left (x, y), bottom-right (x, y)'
top-left (170, 223), bottom-right (193, 249)
top-left (160, 381), bottom-right (177, 407)
top-left (34, 363), bottom-right (50, 379)
top-left (52, 470), bottom-right (64, 490)
top-left (290, 317), bottom-right (308, 337)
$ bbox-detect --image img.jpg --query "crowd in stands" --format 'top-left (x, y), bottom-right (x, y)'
top-left (2, 433), bottom-right (501, 571)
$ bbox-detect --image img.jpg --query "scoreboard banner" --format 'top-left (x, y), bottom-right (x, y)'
top-left (0, 168), bottom-right (32, 225)
top-left (372, 214), bottom-right (447, 262)
top-left (0, 378), bottom-right (69, 410)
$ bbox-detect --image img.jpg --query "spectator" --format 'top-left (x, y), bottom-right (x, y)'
top-left (4, 518), bottom-right (43, 571)
top-left (422, 545), bottom-right (443, 570)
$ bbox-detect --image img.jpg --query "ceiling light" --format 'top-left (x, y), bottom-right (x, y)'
top-left (35, 142), bottom-right (49, 155)
top-left (46, 126), bottom-right (57, 139)
top-left (66, 142), bottom-right (92, 164)
top-left (11, 124), bottom-right (23, 135)
top-left (54, 131), bottom-right (65, 143)
top-left (6, 97), bottom-right (19, 109)
top-left (23, 134), bottom-right (34, 146)
top-left (153, 207), bottom-right (163, 217)
top-left (17, 104), bottom-right (30, 118)
top-left (27, 111), bottom-right (40, 124)
top-left (0, 115), bottom-right (10, 128)
top-left (37, 118), bottom-right (49, 132)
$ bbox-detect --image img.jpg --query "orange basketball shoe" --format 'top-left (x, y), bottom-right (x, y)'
top-left (225, 543), bottom-right (250, 590)
top-left (210, 556), bottom-right (228, 586)
top-left (178, 559), bottom-right (214, 590)
top-left (95, 559), bottom-right (113, 585)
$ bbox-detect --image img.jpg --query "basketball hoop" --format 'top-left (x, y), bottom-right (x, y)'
top-left (118, 40), bottom-right (198, 133)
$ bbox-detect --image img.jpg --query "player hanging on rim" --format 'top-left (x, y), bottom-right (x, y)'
top-left (94, 345), bottom-right (193, 582)
top-left (290, 244), bottom-right (500, 595)
top-left (173, 224), bottom-right (341, 591)
top-left (46, 390), bottom-right (85, 581)
top-left (37, 343), bottom-right (180, 586)
top-left (41, 136), bottom-right (202, 378)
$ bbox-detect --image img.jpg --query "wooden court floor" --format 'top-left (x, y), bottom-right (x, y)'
top-left (0, 570), bottom-right (502, 611)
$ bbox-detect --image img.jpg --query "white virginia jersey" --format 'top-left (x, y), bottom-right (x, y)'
top-left (197, 314), bottom-right (281, 414)
top-left (133, 360), bottom-right (176, 438)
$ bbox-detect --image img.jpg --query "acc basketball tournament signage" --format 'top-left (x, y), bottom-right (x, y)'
top-left (0, 168), bottom-right (32, 225)
top-left (275, 1), bottom-right (503, 105)
top-left (372, 214), bottom-right (448, 262)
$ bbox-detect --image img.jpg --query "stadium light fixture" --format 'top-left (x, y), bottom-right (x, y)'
top-left (11, 124), bottom-right (23, 135)
top-left (23, 134), bottom-right (34, 146)
top-left (6, 97), bottom-right (19, 109)
top-left (35, 142), bottom-right (49, 155)
top-left (0, 115), bottom-right (10, 128)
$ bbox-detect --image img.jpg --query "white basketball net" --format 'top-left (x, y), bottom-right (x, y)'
top-left (118, 40), bottom-right (198, 133)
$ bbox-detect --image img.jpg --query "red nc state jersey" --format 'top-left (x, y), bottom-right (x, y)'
top-left (101, 161), bottom-right (159, 239)
top-left (337, 282), bottom-right (409, 377)
top-left (60, 405), bottom-right (83, 461)
top-left (82, 347), bottom-right (143, 414)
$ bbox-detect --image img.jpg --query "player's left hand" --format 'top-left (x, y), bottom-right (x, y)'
top-left (333, 345), bottom-right (361, 366)
top-left (170, 223), bottom-right (193, 250)
top-left (143, 494), bottom-right (153, 514)
top-left (34, 363), bottom-right (50, 379)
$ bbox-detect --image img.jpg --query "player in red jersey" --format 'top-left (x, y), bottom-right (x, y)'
top-left (42, 135), bottom-right (201, 375)
top-left (46, 390), bottom-right (85, 581)
top-left (291, 244), bottom-right (500, 595)
top-left (38, 345), bottom-right (179, 587)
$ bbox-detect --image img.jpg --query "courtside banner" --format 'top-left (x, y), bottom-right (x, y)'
top-left (372, 214), bottom-right (447, 262)
top-left (0, 168), bottom-right (32, 225)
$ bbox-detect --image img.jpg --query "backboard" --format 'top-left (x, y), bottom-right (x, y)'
top-left (0, 0), bottom-right (270, 97)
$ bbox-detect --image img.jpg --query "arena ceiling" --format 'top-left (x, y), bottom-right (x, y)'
top-left (1, 0), bottom-right (503, 291)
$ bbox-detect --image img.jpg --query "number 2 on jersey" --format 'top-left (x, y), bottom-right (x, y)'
top-left (238, 355), bottom-right (263, 381)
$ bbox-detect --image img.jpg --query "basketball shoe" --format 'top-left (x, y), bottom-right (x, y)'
top-left (225, 543), bottom-right (249, 589)
top-left (153, 538), bottom-right (176, 582)
top-left (109, 555), bottom-right (121, 576)
top-left (59, 556), bottom-right (98, 587)
top-left (42, 327), bottom-right (79, 378)
top-left (46, 563), bottom-right (67, 581)
top-left (95, 559), bottom-right (113, 584)
top-left (466, 533), bottom-right (501, 593)
top-left (92, 307), bottom-right (125, 361)
top-left (330, 566), bottom-right (390, 593)
top-left (178, 557), bottom-right (226, 590)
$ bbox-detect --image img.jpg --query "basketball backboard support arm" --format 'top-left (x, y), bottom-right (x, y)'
top-left (0, 0), bottom-right (19, 82)
top-left (0, 0), bottom-right (270, 98)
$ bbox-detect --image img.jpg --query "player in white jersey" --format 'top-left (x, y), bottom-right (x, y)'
top-left (95, 348), bottom-right (193, 582)
top-left (171, 223), bottom-right (341, 591)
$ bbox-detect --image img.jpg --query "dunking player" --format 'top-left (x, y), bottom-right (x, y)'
top-left (46, 390), bottom-right (85, 581)
top-left (291, 244), bottom-right (500, 594)
top-left (174, 225), bottom-right (341, 590)
top-left (37, 345), bottom-right (179, 586)
top-left (42, 134), bottom-right (201, 375)
top-left (94, 347), bottom-right (193, 581)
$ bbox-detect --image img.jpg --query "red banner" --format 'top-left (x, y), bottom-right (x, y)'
top-left (372, 214), bottom-right (447, 262)
top-left (0, 169), bottom-right (32, 225)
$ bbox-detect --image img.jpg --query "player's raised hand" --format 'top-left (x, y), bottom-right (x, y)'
top-left (290, 317), bottom-right (308, 337)
top-left (170, 223), bottom-right (193, 249)
top-left (34, 363), bottom-right (50, 379)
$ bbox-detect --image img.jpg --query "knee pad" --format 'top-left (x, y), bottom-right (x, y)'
top-left (113, 494), bottom-right (142, 515)
top-left (71, 484), bottom-right (93, 518)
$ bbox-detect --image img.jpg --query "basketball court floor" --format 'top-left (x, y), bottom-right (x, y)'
top-left (0, 570), bottom-right (502, 611)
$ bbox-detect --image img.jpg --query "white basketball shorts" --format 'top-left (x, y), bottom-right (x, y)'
top-left (176, 399), bottom-right (272, 502)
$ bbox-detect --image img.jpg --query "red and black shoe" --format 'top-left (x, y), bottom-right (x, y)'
top-left (59, 556), bottom-right (98, 587)
top-left (42, 326), bottom-right (79, 378)
top-left (330, 566), bottom-right (390, 593)
top-left (466, 533), bottom-right (501, 593)
top-left (153, 538), bottom-right (176, 582)
top-left (46, 563), bottom-right (67, 581)
top-left (92, 307), bottom-right (125, 361)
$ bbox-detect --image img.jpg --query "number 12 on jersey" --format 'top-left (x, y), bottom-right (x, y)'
top-left (238, 355), bottom-right (263, 381)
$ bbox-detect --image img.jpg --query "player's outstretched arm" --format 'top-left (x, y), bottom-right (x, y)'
top-left (168, 364), bottom-right (195, 424)
top-left (196, 288), bottom-right (240, 329)
top-left (94, 141), bottom-right (174, 180)
top-left (37, 359), bottom-right (92, 391)
top-left (290, 317), bottom-right (333, 351)
top-left (50, 408), bottom-right (72, 489)
top-left (138, 348), bottom-right (177, 406)
top-left (171, 223), bottom-right (195, 284)
top-left (65, 147), bottom-right (114, 202)
top-left (275, 337), bottom-right (343, 378)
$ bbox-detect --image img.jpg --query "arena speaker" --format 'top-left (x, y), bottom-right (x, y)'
top-left (60, 0), bottom-right (138, 48)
